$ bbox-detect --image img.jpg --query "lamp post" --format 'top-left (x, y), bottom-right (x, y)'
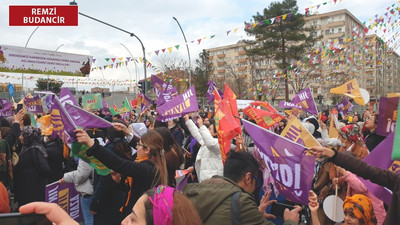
top-left (120, 43), bottom-right (139, 95)
top-left (23, 26), bottom-right (40, 95)
top-left (172, 17), bottom-right (191, 87)
top-left (70, 0), bottom-right (147, 93)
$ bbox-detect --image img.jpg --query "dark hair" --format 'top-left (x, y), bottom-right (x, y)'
top-left (113, 114), bottom-right (121, 119)
top-left (373, 113), bottom-right (379, 125)
top-left (154, 120), bottom-right (168, 129)
top-left (0, 127), bottom-right (11, 139)
top-left (0, 119), bottom-right (10, 128)
top-left (144, 188), bottom-right (203, 225)
top-left (224, 151), bottom-right (260, 183)
top-left (106, 126), bottom-right (132, 160)
top-left (154, 127), bottom-right (185, 186)
top-left (209, 119), bottom-right (217, 135)
top-left (22, 113), bottom-right (31, 126)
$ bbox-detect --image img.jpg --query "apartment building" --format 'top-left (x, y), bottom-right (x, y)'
top-left (206, 9), bottom-right (400, 103)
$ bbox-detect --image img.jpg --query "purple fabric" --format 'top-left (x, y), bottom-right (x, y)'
top-left (64, 103), bottom-right (113, 129)
top-left (176, 175), bottom-right (189, 192)
top-left (242, 119), bottom-right (316, 205)
top-left (155, 87), bottom-right (178, 106)
top-left (141, 93), bottom-right (152, 112)
top-left (59, 88), bottom-right (79, 106)
top-left (377, 97), bottom-right (399, 136)
top-left (24, 94), bottom-right (43, 114)
top-left (49, 95), bottom-right (77, 143)
top-left (46, 182), bottom-right (83, 222)
top-left (360, 132), bottom-right (396, 205)
top-left (0, 99), bottom-right (14, 117)
top-left (281, 88), bottom-right (318, 115)
top-left (156, 86), bottom-right (199, 122)
top-left (189, 136), bottom-right (197, 154)
top-left (278, 101), bottom-right (303, 109)
top-left (102, 99), bottom-right (111, 115)
top-left (336, 97), bottom-right (353, 116)
top-left (149, 185), bottom-right (175, 225)
top-left (206, 80), bottom-right (217, 103)
top-left (151, 75), bottom-right (175, 98)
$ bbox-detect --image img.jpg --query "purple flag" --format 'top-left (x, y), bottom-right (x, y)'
top-left (102, 99), bottom-right (111, 115)
top-left (242, 119), bottom-right (316, 205)
top-left (154, 87), bottom-right (178, 106)
top-left (0, 99), bottom-right (14, 117)
top-left (48, 95), bottom-right (77, 144)
top-left (45, 182), bottom-right (83, 222)
top-left (151, 75), bottom-right (175, 98)
top-left (278, 101), bottom-right (303, 109)
top-left (59, 88), bottom-right (79, 107)
top-left (377, 97), bottom-right (398, 136)
top-left (64, 103), bottom-right (113, 129)
top-left (24, 94), bottom-right (43, 114)
top-left (156, 86), bottom-right (199, 122)
top-left (336, 97), bottom-right (353, 116)
top-left (140, 93), bottom-right (152, 112)
top-left (360, 132), bottom-right (397, 205)
top-left (280, 88), bottom-right (318, 115)
top-left (206, 80), bottom-right (223, 103)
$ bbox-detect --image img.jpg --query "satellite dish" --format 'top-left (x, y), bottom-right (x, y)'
top-left (354, 88), bottom-right (370, 105)
top-left (323, 195), bottom-right (344, 223)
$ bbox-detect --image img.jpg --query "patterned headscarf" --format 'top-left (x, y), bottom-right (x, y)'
top-left (19, 126), bottom-right (47, 158)
top-left (339, 124), bottom-right (365, 145)
top-left (343, 194), bottom-right (377, 225)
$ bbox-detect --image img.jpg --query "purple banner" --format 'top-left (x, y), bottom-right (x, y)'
top-left (0, 99), bottom-right (14, 117)
top-left (361, 132), bottom-right (398, 205)
top-left (140, 93), bottom-right (152, 112)
top-left (242, 119), bottom-right (315, 205)
top-left (290, 88), bottom-right (318, 115)
top-left (278, 101), bottom-right (303, 109)
top-left (102, 99), bottom-right (111, 115)
top-left (45, 182), bottom-right (83, 222)
top-left (154, 87), bottom-right (178, 106)
top-left (336, 97), bottom-right (353, 116)
top-left (24, 94), bottom-right (43, 114)
top-left (156, 86), bottom-right (199, 122)
top-left (64, 103), bottom-right (113, 129)
top-left (377, 97), bottom-right (399, 136)
top-left (151, 75), bottom-right (175, 98)
top-left (59, 88), bottom-right (79, 107)
top-left (206, 80), bottom-right (223, 104)
top-left (49, 95), bottom-right (77, 144)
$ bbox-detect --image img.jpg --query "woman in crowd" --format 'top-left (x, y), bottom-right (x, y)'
top-left (337, 124), bottom-right (369, 159)
top-left (274, 118), bottom-right (287, 135)
top-left (183, 114), bottom-right (223, 182)
top-left (74, 127), bottom-right (168, 219)
top-left (309, 191), bottom-right (377, 225)
top-left (154, 127), bottom-right (185, 187)
top-left (14, 126), bottom-right (50, 206)
top-left (19, 185), bottom-right (203, 225)
top-left (363, 113), bottom-right (385, 152)
top-left (168, 119), bottom-right (183, 146)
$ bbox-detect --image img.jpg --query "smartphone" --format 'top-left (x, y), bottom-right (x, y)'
top-left (0, 213), bottom-right (51, 225)
top-left (270, 202), bottom-right (295, 218)
top-left (16, 103), bottom-right (23, 113)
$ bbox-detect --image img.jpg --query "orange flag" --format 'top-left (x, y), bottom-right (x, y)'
top-left (243, 106), bottom-right (284, 129)
top-left (214, 90), bottom-right (240, 163)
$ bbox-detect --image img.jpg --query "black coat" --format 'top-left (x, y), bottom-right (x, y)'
top-left (44, 138), bottom-right (64, 184)
top-left (87, 139), bottom-right (156, 218)
top-left (14, 146), bottom-right (50, 206)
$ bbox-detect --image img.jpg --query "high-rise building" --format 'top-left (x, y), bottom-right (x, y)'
top-left (206, 9), bottom-right (400, 104)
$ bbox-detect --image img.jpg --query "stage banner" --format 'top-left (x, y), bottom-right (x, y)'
top-left (45, 181), bottom-right (83, 222)
top-left (0, 44), bottom-right (92, 76)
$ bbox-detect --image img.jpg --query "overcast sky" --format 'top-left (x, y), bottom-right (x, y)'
top-left (0, 0), bottom-right (394, 91)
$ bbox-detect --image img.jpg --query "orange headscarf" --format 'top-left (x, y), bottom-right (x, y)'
top-left (343, 194), bottom-right (377, 225)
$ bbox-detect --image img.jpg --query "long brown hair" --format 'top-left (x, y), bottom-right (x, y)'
top-left (144, 189), bottom-right (203, 225)
top-left (141, 130), bottom-right (168, 186)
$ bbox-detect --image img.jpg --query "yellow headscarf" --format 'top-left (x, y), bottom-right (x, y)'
top-left (343, 194), bottom-right (377, 225)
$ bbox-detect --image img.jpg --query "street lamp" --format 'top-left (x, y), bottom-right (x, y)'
top-left (70, 1), bottom-right (147, 93)
top-left (120, 43), bottom-right (139, 95)
top-left (172, 17), bottom-right (191, 87)
top-left (22, 26), bottom-right (40, 95)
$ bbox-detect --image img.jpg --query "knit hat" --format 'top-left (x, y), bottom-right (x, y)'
top-left (302, 122), bottom-right (315, 135)
top-left (306, 117), bottom-right (319, 132)
top-left (343, 194), bottom-right (377, 225)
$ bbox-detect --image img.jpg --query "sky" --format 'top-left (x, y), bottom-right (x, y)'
top-left (0, 0), bottom-right (394, 92)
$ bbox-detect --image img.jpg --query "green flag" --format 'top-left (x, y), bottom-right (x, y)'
top-left (392, 98), bottom-right (400, 159)
top-left (70, 142), bottom-right (111, 175)
top-left (82, 94), bottom-right (103, 110)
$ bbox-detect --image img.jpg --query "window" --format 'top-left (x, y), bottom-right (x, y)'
top-left (325, 30), bottom-right (330, 35)
top-left (235, 56), bottom-right (239, 60)
top-left (312, 20), bottom-right (317, 26)
top-left (338, 28), bottom-right (342, 33)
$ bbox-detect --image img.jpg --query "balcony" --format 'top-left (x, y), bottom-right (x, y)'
top-left (327, 20), bottom-right (345, 27)
top-left (238, 58), bottom-right (247, 63)
top-left (217, 61), bottom-right (226, 66)
top-left (217, 69), bottom-right (225, 73)
top-left (238, 66), bottom-right (247, 71)
top-left (238, 50), bottom-right (246, 55)
top-left (217, 54), bottom-right (225, 58)
top-left (239, 75), bottom-right (247, 78)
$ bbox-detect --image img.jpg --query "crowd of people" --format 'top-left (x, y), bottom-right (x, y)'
top-left (0, 99), bottom-right (397, 225)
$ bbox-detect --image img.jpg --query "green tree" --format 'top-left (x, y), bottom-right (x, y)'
top-left (245, 0), bottom-right (320, 101)
top-left (192, 50), bottom-right (212, 98)
top-left (35, 78), bottom-right (63, 94)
